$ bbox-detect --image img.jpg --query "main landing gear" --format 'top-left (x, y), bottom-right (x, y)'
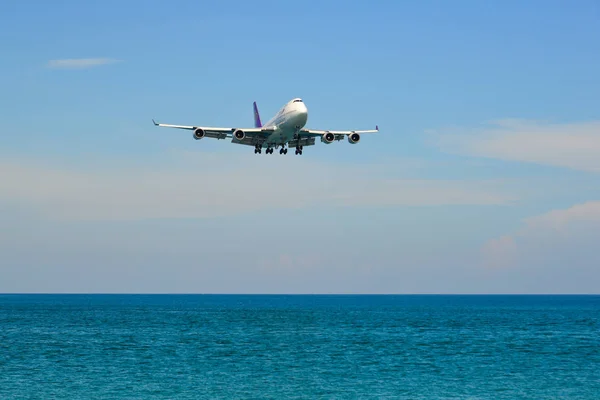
top-left (254, 144), bottom-right (301, 155)
top-left (255, 146), bottom-right (275, 154)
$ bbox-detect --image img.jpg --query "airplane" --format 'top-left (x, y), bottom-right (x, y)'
top-left (152, 98), bottom-right (378, 155)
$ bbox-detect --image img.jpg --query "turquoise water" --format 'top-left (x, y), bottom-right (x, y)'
top-left (1, 295), bottom-right (599, 399)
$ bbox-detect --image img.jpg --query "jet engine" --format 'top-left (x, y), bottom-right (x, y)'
top-left (321, 132), bottom-right (335, 144)
top-left (348, 133), bottom-right (360, 144)
top-left (233, 129), bottom-right (245, 141)
top-left (193, 128), bottom-right (205, 140)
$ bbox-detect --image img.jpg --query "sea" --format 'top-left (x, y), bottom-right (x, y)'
top-left (1, 294), bottom-right (599, 399)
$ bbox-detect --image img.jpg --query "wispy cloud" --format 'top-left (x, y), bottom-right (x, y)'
top-left (522, 201), bottom-right (600, 231)
top-left (433, 119), bottom-right (600, 173)
top-left (46, 58), bottom-right (120, 69)
top-left (481, 201), bottom-right (600, 269)
top-left (0, 152), bottom-right (515, 221)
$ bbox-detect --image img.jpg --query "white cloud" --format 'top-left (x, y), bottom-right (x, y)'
top-left (46, 58), bottom-right (120, 69)
top-left (481, 201), bottom-right (600, 269)
top-left (0, 152), bottom-right (515, 221)
top-left (522, 201), bottom-right (600, 232)
top-left (434, 119), bottom-right (600, 173)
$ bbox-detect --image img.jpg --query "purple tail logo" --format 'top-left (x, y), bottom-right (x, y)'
top-left (253, 101), bottom-right (262, 128)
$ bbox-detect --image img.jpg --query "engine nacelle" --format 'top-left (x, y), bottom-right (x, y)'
top-left (193, 128), bottom-right (205, 140)
top-left (348, 133), bottom-right (360, 144)
top-left (321, 132), bottom-right (335, 144)
top-left (233, 129), bottom-right (245, 141)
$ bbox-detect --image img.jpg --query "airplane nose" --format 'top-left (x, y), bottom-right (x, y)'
top-left (298, 104), bottom-right (308, 124)
top-left (300, 103), bottom-right (308, 117)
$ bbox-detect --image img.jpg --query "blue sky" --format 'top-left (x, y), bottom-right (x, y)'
top-left (1, 0), bottom-right (600, 293)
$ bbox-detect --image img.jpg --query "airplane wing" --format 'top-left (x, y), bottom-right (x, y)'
top-left (298, 126), bottom-right (379, 143)
top-left (152, 119), bottom-right (274, 144)
top-left (299, 126), bottom-right (379, 137)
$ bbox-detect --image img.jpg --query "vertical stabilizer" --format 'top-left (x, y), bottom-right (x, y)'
top-left (253, 101), bottom-right (262, 128)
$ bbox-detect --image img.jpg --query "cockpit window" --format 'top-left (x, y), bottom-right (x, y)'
top-left (293, 99), bottom-right (303, 103)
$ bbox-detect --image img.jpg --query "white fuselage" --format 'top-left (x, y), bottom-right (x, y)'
top-left (261, 98), bottom-right (308, 147)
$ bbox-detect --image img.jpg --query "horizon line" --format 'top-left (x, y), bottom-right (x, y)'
top-left (1, 293), bottom-right (599, 296)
